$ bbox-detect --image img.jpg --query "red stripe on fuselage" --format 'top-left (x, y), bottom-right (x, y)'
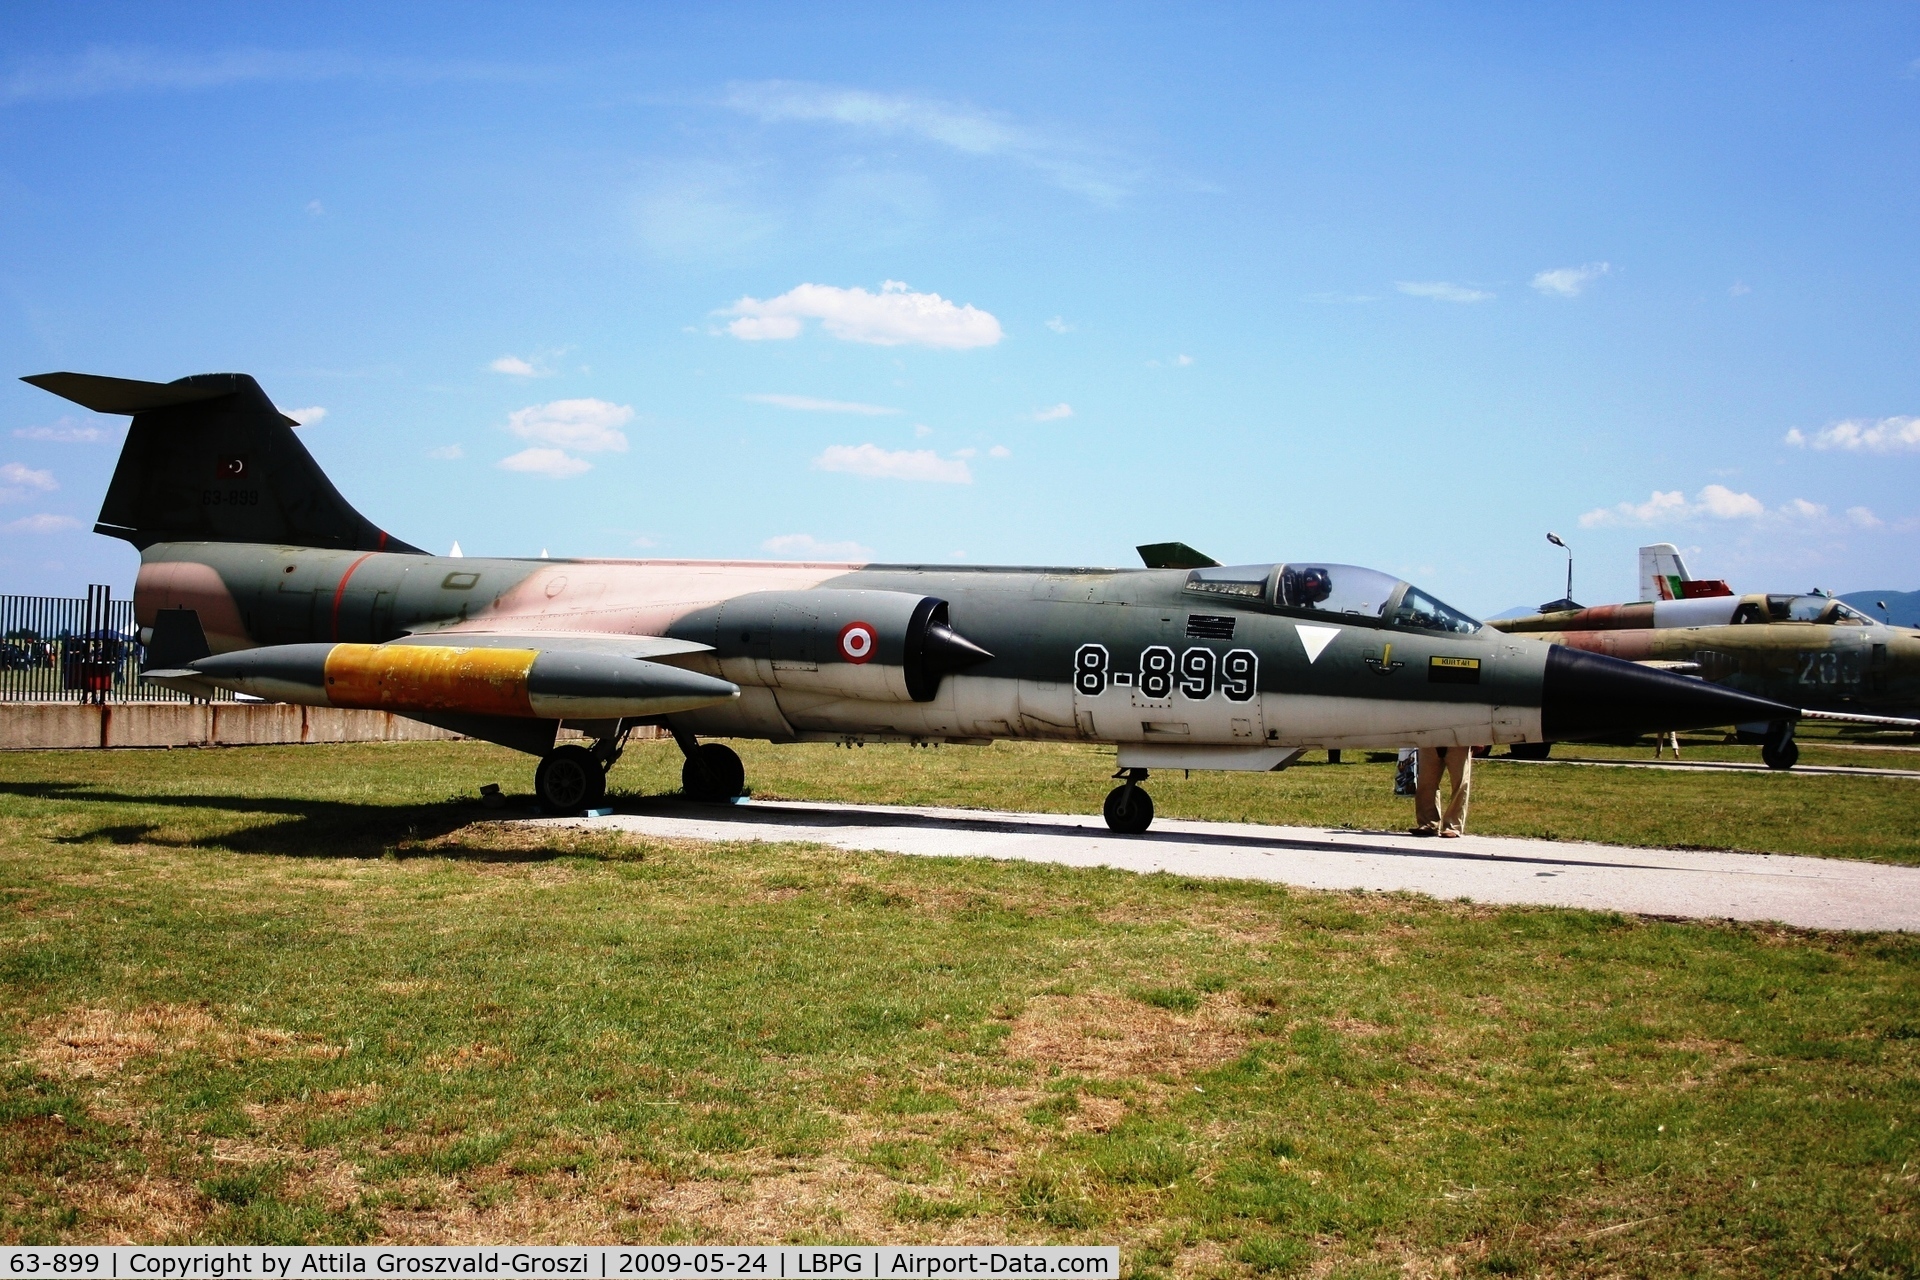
top-left (330, 552), bottom-right (377, 642)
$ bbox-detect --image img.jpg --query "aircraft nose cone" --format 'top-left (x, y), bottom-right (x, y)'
top-left (1541, 645), bottom-right (1799, 741)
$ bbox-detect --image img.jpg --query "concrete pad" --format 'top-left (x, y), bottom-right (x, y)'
top-left (548, 800), bottom-right (1920, 934)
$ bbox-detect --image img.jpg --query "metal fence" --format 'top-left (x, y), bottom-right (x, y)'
top-left (0, 586), bottom-right (231, 703)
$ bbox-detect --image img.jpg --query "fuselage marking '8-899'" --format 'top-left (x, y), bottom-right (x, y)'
top-left (1073, 642), bottom-right (1259, 701)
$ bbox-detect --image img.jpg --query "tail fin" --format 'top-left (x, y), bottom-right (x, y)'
top-left (22, 371), bottom-right (421, 553)
top-left (1637, 541), bottom-right (1733, 601)
top-left (1637, 543), bottom-right (1691, 601)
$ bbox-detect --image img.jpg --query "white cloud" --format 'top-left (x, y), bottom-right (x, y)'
top-left (1531, 262), bottom-right (1611, 297)
top-left (13, 418), bottom-right (102, 443)
top-left (3, 513), bottom-right (80, 534)
top-left (953, 447), bottom-right (977, 459)
top-left (814, 443), bottom-right (972, 484)
top-left (426, 444), bottom-right (464, 460)
top-left (1033, 403), bottom-right (1073, 421)
top-left (1783, 498), bottom-right (1828, 519)
top-left (1847, 506), bottom-right (1882, 528)
top-left (1784, 416), bottom-right (1920, 453)
top-left (0, 462), bottom-right (58, 495)
top-left (1397, 281), bottom-right (1494, 303)
top-left (279, 405), bottom-right (327, 426)
top-left (724, 281), bottom-right (1002, 349)
top-left (506, 399), bottom-right (631, 452)
top-left (489, 355), bottom-right (545, 377)
top-left (1729, 281), bottom-right (1751, 297)
top-left (498, 447), bottom-right (592, 480)
top-left (913, 423), bottom-right (934, 439)
top-left (1147, 354), bottom-right (1195, 368)
top-left (1046, 316), bottom-right (1074, 333)
top-left (306, 199), bottom-right (325, 216)
top-left (722, 81), bottom-right (1128, 203)
top-left (761, 533), bottom-right (874, 560)
top-left (1580, 484), bottom-right (1766, 527)
top-left (744, 393), bottom-right (899, 415)
top-left (989, 445), bottom-right (1011, 459)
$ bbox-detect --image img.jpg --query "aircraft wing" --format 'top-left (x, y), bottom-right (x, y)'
top-left (1795, 708), bottom-right (1920, 730)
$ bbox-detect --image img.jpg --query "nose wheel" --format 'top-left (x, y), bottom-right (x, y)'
top-left (1103, 768), bottom-right (1153, 834)
top-left (1761, 722), bottom-right (1799, 771)
top-left (535, 743), bottom-right (607, 814)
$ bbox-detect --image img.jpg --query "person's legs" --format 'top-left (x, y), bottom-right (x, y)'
top-left (1412, 747), bottom-right (1442, 834)
top-left (1440, 748), bottom-right (1472, 835)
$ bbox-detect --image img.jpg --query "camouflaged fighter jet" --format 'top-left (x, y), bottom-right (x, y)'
top-left (1491, 544), bottom-right (1920, 768)
top-left (27, 370), bottom-right (1803, 827)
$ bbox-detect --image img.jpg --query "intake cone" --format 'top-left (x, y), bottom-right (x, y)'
top-left (1541, 645), bottom-right (1798, 741)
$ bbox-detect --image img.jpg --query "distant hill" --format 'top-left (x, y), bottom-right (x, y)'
top-left (1841, 590), bottom-right (1920, 627)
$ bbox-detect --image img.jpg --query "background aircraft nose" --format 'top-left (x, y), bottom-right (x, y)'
top-left (1541, 645), bottom-right (1799, 741)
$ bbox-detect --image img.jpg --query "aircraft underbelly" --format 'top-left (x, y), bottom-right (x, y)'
top-left (1262, 694), bottom-right (1542, 748)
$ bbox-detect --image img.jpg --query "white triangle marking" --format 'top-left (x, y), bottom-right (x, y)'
top-left (1296, 624), bottom-right (1341, 663)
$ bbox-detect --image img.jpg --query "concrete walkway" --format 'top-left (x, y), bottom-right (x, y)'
top-left (548, 799), bottom-right (1920, 933)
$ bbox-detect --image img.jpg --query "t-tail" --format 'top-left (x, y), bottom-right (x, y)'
top-left (22, 371), bottom-right (421, 553)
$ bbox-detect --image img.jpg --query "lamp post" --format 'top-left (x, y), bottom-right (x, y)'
top-left (1547, 531), bottom-right (1573, 607)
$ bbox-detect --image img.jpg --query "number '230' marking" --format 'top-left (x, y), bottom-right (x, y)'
top-left (1075, 643), bottom-right (1256, 702)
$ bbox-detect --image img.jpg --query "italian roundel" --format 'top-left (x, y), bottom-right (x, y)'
top-left (838, 620), bottom-right (877, 664)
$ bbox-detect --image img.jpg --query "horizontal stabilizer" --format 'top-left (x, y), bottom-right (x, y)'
top-left (1137, 541), bottom-right (1220, 570)
top-left (22, 371), bottom-right (297, 424)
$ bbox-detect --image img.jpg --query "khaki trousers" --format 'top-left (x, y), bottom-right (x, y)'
top-left (1414, 746), bottom-right (1472, 834)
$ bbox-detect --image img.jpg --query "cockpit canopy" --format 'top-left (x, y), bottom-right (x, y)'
top-left (1735, 594), bottom-right (1882, 626)
top-left (1184, 563), bottom-right (1481, 634)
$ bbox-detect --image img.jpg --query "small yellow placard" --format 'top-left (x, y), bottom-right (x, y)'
top-left (1431, 656), bottom-right (1480, 670)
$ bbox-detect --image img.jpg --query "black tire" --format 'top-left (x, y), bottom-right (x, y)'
top-left (536, 744), bottom-right (606, 814)
top-left (1508, 742), bottom-right (1552, 761)
top-left (682, 742), bottom-right (746, 801)
top-left (1103, 784), bottom-right (1154, 834)
top-left (1761, 738), bottom-right (1799, 771)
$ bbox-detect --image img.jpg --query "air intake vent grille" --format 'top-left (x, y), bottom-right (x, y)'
top-left (1186, 614), bottom-right (1236, 640)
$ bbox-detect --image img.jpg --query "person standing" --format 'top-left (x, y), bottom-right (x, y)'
top-left (1411, 745), bottom-right (1474, 837)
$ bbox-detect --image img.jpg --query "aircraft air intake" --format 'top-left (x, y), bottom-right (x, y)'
top-left (674, 589), bottom-right (994, 703)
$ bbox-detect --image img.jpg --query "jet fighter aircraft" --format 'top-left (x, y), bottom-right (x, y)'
top-left (27, 371), bottom-right (1801, 827)
top-left (1491, 544), bottom-right (1920, 768)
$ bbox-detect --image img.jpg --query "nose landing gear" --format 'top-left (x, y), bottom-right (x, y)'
top-left (1103, 767), bottom-right (1153, 834)
top-left (1761, 721), bottom-right (1799, 771)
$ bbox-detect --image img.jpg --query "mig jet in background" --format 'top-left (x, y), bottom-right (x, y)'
top-left (27, 371), bottom-right (1800, 827)
top-left (1491, 544), bottom-right (1920, 768)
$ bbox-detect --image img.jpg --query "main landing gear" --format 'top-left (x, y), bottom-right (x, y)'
top-left (673, 728), bottom-right (746, 802)
top-left (1103, 767), bottom-right (1154, 834)
top-left (535, 729), bottom-right (628, 815)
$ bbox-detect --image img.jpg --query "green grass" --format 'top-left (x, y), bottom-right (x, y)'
top-left (0, 741), bottom-right (1915, 1273)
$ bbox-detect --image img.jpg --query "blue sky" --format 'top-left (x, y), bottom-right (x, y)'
top-left (2, 3), bottom-right (1917, 614)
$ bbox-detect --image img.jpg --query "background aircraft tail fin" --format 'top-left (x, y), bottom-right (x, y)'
top-left (1637, 541), bottom-right (1734, 601)
top-left (22, 371), bottom-right (421, 553)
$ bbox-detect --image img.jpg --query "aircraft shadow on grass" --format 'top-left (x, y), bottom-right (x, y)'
top-left (6, 780), bottom-right (571, 864)
top-left (6, 780), bottom-right (1674, 875)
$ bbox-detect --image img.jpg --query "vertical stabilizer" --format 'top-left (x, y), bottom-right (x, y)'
top-left (1637, 543), bottom-right (1692, 602)
top-left (21, 371), bottom-right (421, 553)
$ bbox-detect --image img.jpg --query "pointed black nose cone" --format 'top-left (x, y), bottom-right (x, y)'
top-left (1542, 645), bottom-right (1799, 741)
top-left (924, 622), bottom-right (994, 674)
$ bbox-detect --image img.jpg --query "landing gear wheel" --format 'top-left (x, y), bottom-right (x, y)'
top-left (536, 744), bottom-right (606, 814)
top-left (1508, 742), bottom-right (1552, 760)
top-left (1103, 783), bottom-right (1154, 834)
top-left (682, 742), bottom-right (746, 801)
top-left (1761, 737), bottom-right (1799, 771)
